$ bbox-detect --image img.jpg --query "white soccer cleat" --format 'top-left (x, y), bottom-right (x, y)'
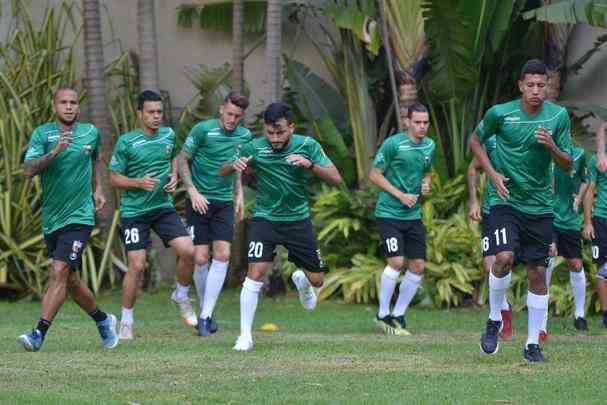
top-left (291, 270), bottom-right (317, 311)
top-left (171, 291), bottom-right (198, 327)
top-left (118, 322), bottom-right (134, 340)
top-left (233, 335), bottom-right (254, 351)
top-left (298, 285), bottom-right (317, 311)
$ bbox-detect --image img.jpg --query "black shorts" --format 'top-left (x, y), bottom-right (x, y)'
top-left (554, 226), bottom-right (582, 259)
top-left (591, 217), bottom-right (607, 266)
top-left (488, 205), bottom-right (553, 265)
top-left (186, 199), bottom-right (234, 245)
top-left (481, 213), bottom-right (496, 257)
top-left (247, 217), bottom-right (326, 272)
top-left (377, 218), bottom-right (426, 260)
top-left (120, 208), bottom-right (189, 251)
top-left (44, 224), bottom-right (93, 271)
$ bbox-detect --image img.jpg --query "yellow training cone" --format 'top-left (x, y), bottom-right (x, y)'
top-left (260, 323), bottom-right (279, 332)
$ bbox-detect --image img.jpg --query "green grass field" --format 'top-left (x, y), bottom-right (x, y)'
top-left (1, 288), bottom-right (606, 404)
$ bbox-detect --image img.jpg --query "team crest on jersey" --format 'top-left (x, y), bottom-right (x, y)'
top-left (166, 144), bottom-right (173, 155)
top-left (83, 145), bottom-right (92, 155)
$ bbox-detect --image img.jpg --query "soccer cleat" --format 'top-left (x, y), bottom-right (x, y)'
top-left (17, 329), bottom-right (44, 352)
top-left (233, 335), bottom-right (254, 351)
top-left (171, 291), bottom-right (198, 327)
top-left (96, 314), bottom-right (119, 349)
top-left (499, 306), bottom-right (513, 340)
top-left (573, 317), bottom-right (588, 332)
top-left (296, 285), bottom-right (317, 311)
top-left (480, 319), bottom-right (502, 355)
top-left (539, 330), bottom-right (548, 344)
top-left (375, 314), bottom-right (397, 335)
top-left (197, 316), bottom-right (218, 337)
top-left (118, 322), bottom-right (134, 340)
top-left (523, 344), bottom-right (548, 363)
top-left (392, 315), bottom-right (411, 336)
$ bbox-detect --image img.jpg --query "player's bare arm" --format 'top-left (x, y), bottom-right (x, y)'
top-left (109, 170), bottom-right (159, 192)
top-left (467, 157), bottom-right (483, 221)
top-left (597, 122), bottom-right (607, 172)
top-left (582, 181), bottom-right (595, 240)
top-left (470, 132), bottom-right (509, 200)
top-left (92, 149), bottom-right (106, 211)
top-left (421, 172), bottom-right (431, 195)
top-left (535, 127), bottom-right (572, 169)
top-left (23, 131), bottom-right (71, 178)
top-left (369, 167), bottom-right (418, 208)
top-left (573, 181), bottom-right (590, 212)
top-left (163, 157), bottom-right (178, 193)
top-left (177, 150), bottom-right (209, 214)
top-left (234, 172), bottom-right (245, 221)
top-left (219, 156), bottom-right (252, 176)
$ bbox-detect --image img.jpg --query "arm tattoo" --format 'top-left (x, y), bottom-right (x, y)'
top-left (23, 151), bottom-right (56, 177)
top-left (178, 152), bottom-right (194, 189)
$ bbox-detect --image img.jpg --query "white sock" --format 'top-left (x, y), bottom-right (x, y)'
top-left (173, 282), bottom-right (190, 301)
top-left (201, 260), bottom-right (229, 319)
top-left (546, 257), bottom-right (555, 290)
top-left (378, 266), bottom-right (400, 317)
top-left (291, 269), bottom-right (311, 290)
top-left (570, 269), bottom-right (586, 319)
top-left (121, 307), bottom-right (134, 324)
top-left (239, 277), bottom-right (263, 339)
top-left (489, 272), bottom-right (511, 321)
top-left (392, 271), bottom-right (423, 317)
top-left (527, 291), bottom-right (549, 347)
top-left (193, 263), bottom-right (209, 312)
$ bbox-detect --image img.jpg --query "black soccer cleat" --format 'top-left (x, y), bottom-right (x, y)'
top-left (524, 344), bottom-right (548, 363)
top-left (573, 317), bottom-right (588, 331)
top-left (480, 319), bottom-right (502, 355)
top-left (392, 315), bottom-right (411, 336)
top-left (197, 317), bottom-right (218, 337)
top-left (375, 314), bottom-right (397, 335)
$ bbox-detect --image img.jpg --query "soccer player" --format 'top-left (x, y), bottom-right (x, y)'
top-left (470, 59), bottom-right (572, 362)
top-left (109, 90), bottom-right (196, 339)
top-left (542, 135), bottom-right (589, 336)
top-left (177, 92), bottom-right (252, 336)
top-left (583, 121), bottom-right (607, 328)
top-left (369, 103), bottom-right (435, 336)
top-left (17, 87), bottom-right (118, 351)
top-left (219, 102), bottom-right (342, 351)
top-left (467, 136), bottom-right (513, 340)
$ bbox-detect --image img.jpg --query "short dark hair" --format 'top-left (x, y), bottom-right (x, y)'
top-left (224, 91), bottom-right (249, 110)
top-left (407, 102), bottom-right (428, 118)
top-left (137, 90), bottom-right (162, 110)
top-left (520, 59), bottom-right (548, 79)
top-left (53, 86), bottom-right (78, 101)
top-left (264, 102), bottom-right (294, 125)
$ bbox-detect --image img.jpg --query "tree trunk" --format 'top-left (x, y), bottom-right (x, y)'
top-left (230, 0), bottom-right (248, 286)
top-left (82, 0), bottom-right (115, 231)
top-left (265, 0), bottom-right (285, 295)
top-left (265, 0), bottom-right (282, 103)
top-left (137, 0), bottom-right (160, 92)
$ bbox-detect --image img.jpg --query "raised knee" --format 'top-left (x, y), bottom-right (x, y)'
top-left (308, 274), bottom-right (324, 288)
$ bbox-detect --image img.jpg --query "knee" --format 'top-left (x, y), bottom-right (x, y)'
top-left (194, 251), bottom-right (210, 266)
top-left (408, 260), bottom-right (425, 275)
top-left (128, 259), bottom-right (146, 274)
top-left (307, 273), bottom-right (324, 288)
top-left (48, 263), bottom-right (70, 285)
top-left (387, 257), bottom-right (405, 271)
top-left (569, 259), bottom-right (583, 272)
top-left (213, 250), bottom-right (230, 263)
top-left (494, 252), bottom-right (514, 274)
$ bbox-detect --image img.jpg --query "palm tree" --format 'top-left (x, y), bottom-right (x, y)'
top-left (265, 0), bottom-right (282, 102)
top-left (232, 0), bottom-right (245, 93)
top-left (82, 0), bottom-right (115, 229)
top-left (137, 0), bottom-right (160, 92)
